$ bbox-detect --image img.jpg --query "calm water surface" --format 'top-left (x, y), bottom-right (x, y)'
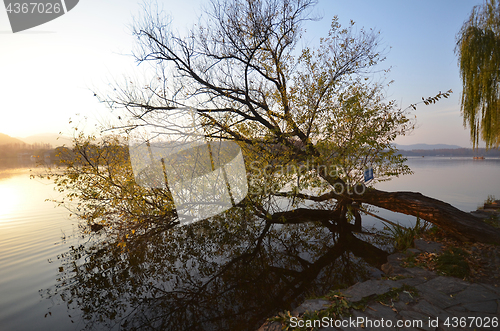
top-left (0, 157), bottom-right (499, 330)
top-left (377, 157), bottom-right (500, 211)
top-left (0, 168), bottom-right (80, 330)
top-left (369, 157), bottom-right (500, 228)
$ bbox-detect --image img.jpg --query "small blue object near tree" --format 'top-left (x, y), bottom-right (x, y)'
top-left (364, 168), bottom-right (374, 182)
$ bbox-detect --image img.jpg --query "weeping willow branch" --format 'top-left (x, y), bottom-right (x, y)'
top-left (456, 0), bottom-right (500, 148)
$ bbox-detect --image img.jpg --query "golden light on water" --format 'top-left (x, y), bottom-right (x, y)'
top-left (0, 181), bottom-right (22, 222)
top-left (0, 170), bottom-right (32, 223)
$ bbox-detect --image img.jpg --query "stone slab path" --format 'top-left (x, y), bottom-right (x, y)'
top-left (258, 240), bottom-right (500, 330)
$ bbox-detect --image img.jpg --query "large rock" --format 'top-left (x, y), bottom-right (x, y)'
top-left (341, 279), bottom-right (401, 302)
top-left (292, 298), bottom-right (331, 315)
top-left (414, 239), bottom-right (443, 253)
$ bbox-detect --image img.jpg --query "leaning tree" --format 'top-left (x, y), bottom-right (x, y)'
top-left (56, 0), bottom-right (499, 244)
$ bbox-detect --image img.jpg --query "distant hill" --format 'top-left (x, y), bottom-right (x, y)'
top-left (0, 133), bottom-right (27, 146)
top-left (394, 143), bottom-right (464, 150)
top-left (18, 133), bottom-right (72, 147)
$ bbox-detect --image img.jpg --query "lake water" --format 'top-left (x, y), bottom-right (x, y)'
top-left (370, 157), bottom-right (500, 228)
top-left (0, 157), bottom-right (499, 330)
top-left (0, 168), bottom-right (80, 331)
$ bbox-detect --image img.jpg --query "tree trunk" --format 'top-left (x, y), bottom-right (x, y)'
top-left (353, 188), bottom-right (500, 244)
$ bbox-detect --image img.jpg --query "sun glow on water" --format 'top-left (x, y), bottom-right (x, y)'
top-left (0, 171), bottom-right (30, 223)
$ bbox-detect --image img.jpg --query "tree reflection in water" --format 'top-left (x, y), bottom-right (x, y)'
top-left (43, 206), bottom-right (388, 331)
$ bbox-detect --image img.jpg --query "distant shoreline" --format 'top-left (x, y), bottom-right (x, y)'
top-left (397, 148), bottom-right (500, 157)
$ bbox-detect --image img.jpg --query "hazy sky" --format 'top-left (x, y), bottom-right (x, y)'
top-left (0, 0), bottom-right (484, 147)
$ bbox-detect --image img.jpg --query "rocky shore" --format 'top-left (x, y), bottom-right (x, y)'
top-left (258, 202), bottom-right (500, 330)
